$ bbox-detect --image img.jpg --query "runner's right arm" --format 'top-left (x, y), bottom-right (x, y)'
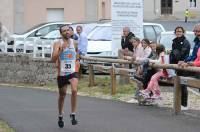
top-left (52, 42), bottom-right (61, 62)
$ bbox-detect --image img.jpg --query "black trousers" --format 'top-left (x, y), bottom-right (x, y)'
top-left (176, 71), bottom-right (188, 107)
top-left (142, 69), bottom-right (157, 89)
top-left (181, 84), bottom-right (188, 107)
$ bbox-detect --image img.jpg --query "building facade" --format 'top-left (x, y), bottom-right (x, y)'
top-left (0, 0), bottom-right (100, 33)
top-left (144, 0), bottom-right (200, 20)
top-left (0, 0), bottom-right (199, 33)
top-left (0, 0), bottom-right (14, 32)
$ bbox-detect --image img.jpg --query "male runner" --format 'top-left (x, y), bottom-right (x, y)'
top-left (52, 25), bottom-right (80, 127)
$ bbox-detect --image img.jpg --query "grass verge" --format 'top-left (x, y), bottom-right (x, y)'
top-left (0, 75), bottom-right (136, 101)
top-left (0, 120), bottom-right (15, 132)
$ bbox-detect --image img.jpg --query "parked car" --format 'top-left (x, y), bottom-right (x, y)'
top-left (40, 22), bottom-right (98, 40)
top-left (86, 22), bottom-right (166, 58)
top-left (157, 31), bottom-right (195, 54)
top-left (12, 21), bottom-right (71, 52)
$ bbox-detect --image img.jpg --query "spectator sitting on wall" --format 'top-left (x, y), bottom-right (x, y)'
top-left (124, 40), bottom-right (158, 99)
top-left (181, 47), bottom-right (200, 93)
top-left (179, 24), bottom-right (200, 67)
top-left (185, 48), bottom-right (200, 67)
top-left (140, 44), bottom-right (175, 99)
top-left (124, 38), bottom-right (151, 74)
top-left (179, 23), bottom-right (200, 66)
top-left (124, 38), bottom-right (152, 62)
top-left (123, 37), bottom-right (143, 58)
top-left (118, 27), bottom-right (135, 59)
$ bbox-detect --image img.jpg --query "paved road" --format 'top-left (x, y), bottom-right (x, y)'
top-left (146, 20), bottom-right (199, 31)
top-left (0, 86), bottom-right (200, 132)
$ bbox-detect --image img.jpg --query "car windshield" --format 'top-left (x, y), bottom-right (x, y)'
top-left (17, 23), bottom-right (49, 34)
top-left (71, 23), bottom-right (97, 35)
top-left (43, 30), bottom-right (61, 39)
top-left (88, 26), bottom-right (112, 41)
top-left (159, 33), bottom-right (195, 50)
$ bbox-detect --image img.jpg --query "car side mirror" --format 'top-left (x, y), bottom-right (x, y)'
top-left (35, 32), bottom-right (42, 37)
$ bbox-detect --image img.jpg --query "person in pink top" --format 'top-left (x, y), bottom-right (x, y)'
top-left (140, 44), bottom-right (175, 99)
top-left (124, 38), bottom-right (152, 60)
top-left (193, 48), bottom-right (200, 66)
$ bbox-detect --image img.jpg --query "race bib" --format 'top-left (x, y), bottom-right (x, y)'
top-left (60, 48), bottom-right (76, 74)
top-left (60, 60), bottom-right (75, 73)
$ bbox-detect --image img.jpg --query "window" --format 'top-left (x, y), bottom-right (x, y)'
top-left (29, 24), bottom-right (62, 37)
top-left (88, 26), bottom-right (112, 41)
top-left (190, 0), bottom-right (196, 8)
top-left (47, 8), bottom-right (64, 22)
top-left (153, 25), bottom-right (163, 36)
top-left (44, 30), bottom-right (61, 39)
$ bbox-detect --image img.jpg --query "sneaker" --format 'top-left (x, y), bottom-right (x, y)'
top-left (181, 105), bottom-right (188, 111)
top-left (151, 94), bottom-right (161, 100)
top-left (140, 90), bottom-right (150, 98)
top-left (70, 114), bottom-right (78, 125)
top-left (58, 116), bottom-right (64, 128)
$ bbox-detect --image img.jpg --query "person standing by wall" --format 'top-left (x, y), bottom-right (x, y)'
top-left (0, 22), bottom-right (10, 42)
top-left (69, 26), bottom-right (78, 41)
top-left (0, 22), bottom-right (11, 52)
top-left (184, 9), bottom-right (189, 23)
top-left (170, 26), bottom-right (191, 110)
top-left (76, 25), bottom-right (88, 56)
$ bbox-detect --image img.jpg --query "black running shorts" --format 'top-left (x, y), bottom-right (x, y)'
top-left (57, 72), bottom-right (79, 89)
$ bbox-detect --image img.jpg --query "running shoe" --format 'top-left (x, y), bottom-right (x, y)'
top-left (70, 114), bottom-right (78, 125)
top-left (58, 116), bottom-right (64, 128)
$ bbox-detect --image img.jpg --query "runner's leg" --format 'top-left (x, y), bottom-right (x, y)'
top-left (58, 85), bottom-right (67, 115)
top-left (70, 78), bottom-right (78, 113)
top-left (69, 77), bottom-right (78, 125)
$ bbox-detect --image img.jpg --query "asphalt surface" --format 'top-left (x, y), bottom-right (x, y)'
top-left (146, 20), bottom-right (199, 31)
top-left (0, 86), bottom-right (200, 132)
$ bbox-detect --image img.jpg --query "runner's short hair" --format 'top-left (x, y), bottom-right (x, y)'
top-left (59, 24), bottom-right (70, 33)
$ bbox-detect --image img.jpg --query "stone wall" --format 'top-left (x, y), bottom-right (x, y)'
top-left (0, 53), bottom-right (57, 85)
